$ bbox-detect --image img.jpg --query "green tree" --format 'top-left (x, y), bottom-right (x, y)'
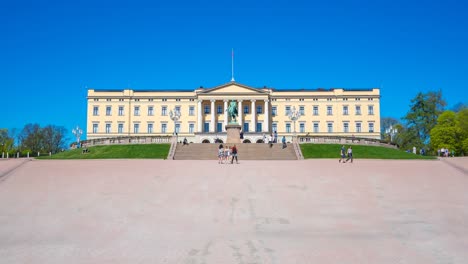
top-left (457, 108), bottom-right (468, 137)
top-left (42, 125), bottom-right (68, 153)
top-left (430, 110), bottom-right (468, 156)
top-left (403, 90), bottom-right (446, 147)
top-left (19, 123), bottom-right (44, 153)
top-left (0, 128), bottom-right (15, 154)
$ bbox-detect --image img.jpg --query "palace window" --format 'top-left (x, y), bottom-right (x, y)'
top-left (93, 106), bottom-right (99, 116)
top-left (204, 105), bottom-right (210, 114)
top-left (313, 123), bottom-right (319, 133)
top-left (256, 105), bottom-right (263, 114)
top-left (105, 124), bottom-right (111, 134)
top-left (134, 123), bottom-right (139, 134)
top-left (343, 106), bottom-right (348, 115)
top-left (217, 105), bottom-right (223, 114)
top-left (162, 106), bottom-right (167, 116)
top-left (327, 123), bottom-right (333, 133)
top-left (299, 123), bottom-right (305, 133)
top-left (285, 106), bottom-right (291, 116)
top-left (313, 106), bottom-right (319, 116)
top-left (344, 122), bottom-right (349, 133)
top-left (106, 106), bottom-right (112, 116)
top-left (175, 106), bottom-right (181, 113)
top-left (175, 123), bottom-right (180, 133)
top-left (327, 106), bottom-right (333, 115)
top-left (189, 106), bottom-right (195, 116)
top-left (286, 123), bottom-right (291, 133)
top-left (217, 123), bottom-right (223, 132)
top-left (244, 105), bottom-right (249, 114)
top-left (161, 123), bottom-right (167, 133)
top-left (118, 124), bottom-right (123, 134)
top-left (118, 106), bottom-right (124, 116)
top-left (148, 106), bottom-right (154, 116)
top-left (299, 106), bottom-right (305, 115)
top-left (134, 106), bottom-right (140, 116)
top-left (204, 122), bottom-right (210, 132)
top-left (368, 105), bottom-right (374, 115)
top-left (92, 124), bottom-right (98, 133)
top-left (256, 123), bottom-right (262, 132)
top-left (148, 123), bottom-right (153, 134)
top-left (272, 106), bottom-right (277, 116)
top-left (369, 123), bottom-right (374, 133)
top-left (189, 123), bottom-right (194, 133)
top-left (356, 106), bottom-right (361, 115)
top-left (272, 123), bottom-right (277, 132)
top-left (356, 122), bottom-right (362, 132)
top-left (243, 122), bottom-right (249, 133)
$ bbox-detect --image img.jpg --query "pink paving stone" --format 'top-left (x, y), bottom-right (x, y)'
top-left (0, 158), bottom-right (467, 263)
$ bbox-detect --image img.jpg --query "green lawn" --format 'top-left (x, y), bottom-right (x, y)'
top-left (38, 144), bottom-right (171, 159)
top-left (300, 144), bottom-right (436, 159)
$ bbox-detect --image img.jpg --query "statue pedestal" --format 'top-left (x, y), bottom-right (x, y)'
top-left (225, 124), bottom-right (242, 144)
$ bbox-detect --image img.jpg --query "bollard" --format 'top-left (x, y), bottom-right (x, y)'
top-left (27, 152), bottom-right (29, 158)
top-left (49, 152), bottom-right (51, 156)
top-left (7, 152), bottom-right (9, 159)
top-left (17, 152), bottom-right (19, 158)
top-left (2, 152), bottom-right (4, 159)
top-left (38, 152), bottom-right (40, 157)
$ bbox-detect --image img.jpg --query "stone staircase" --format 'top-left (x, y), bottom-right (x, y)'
top-left (173, 143), bottom-right (298, 160)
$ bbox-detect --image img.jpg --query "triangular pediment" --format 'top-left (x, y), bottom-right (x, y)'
top-left (198, 82), bottom-right (268, 95)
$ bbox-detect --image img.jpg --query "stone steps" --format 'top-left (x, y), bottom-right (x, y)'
top-left (173, 143), bottom-right (297, 160)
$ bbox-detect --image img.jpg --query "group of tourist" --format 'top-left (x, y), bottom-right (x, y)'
top-left (339, 145), bottom-right (353, 163)
top-left (262, 131), bottom-right (287, 149)
top-left (217, 144), bottom-right (239, 164)
top-left (438, 148), bottom-right (454, 157)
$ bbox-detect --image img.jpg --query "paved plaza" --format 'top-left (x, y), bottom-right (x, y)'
top-left (0, 157), bottom-right (468, 263)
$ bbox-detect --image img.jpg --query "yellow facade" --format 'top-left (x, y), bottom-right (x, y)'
top-left (87, 82), bottom-right (381, 142)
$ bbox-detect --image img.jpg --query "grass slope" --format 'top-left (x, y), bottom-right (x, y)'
top-left (300, 144), bottom-right (435, 159)
top-left (38, 144), bottom-right (170, 159)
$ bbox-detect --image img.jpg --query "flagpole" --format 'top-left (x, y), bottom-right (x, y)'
top-left (231, 48), bottom-right (235, 82)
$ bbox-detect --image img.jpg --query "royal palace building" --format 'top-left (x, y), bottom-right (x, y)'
top-left (87, 81), bottom-right (381, 143)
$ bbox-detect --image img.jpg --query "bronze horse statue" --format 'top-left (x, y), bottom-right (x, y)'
top-left (227, 100), bottom-right (238, 123)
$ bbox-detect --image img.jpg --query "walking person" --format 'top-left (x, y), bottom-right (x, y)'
top-left (345, 146), bottom-right (353, 163)
top-left (231, 144), bottom-right (239, 164)
top-left (269, 134), bottom-right (273, 148)
top-left (282, 136), bottom-right (287, 149)
top-left (218, 144), bottom-right (224, 164)
top-left (339, 145), bottom-right (346, 163)
top-left (224, 145), bottom-right (231, 164)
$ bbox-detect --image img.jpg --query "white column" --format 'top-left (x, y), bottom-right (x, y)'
top-left (264, 99), bottom-right (269, 132)
top-left (210, 100), bottom-right (215, 132)
top-left (251, 100), bottom-right (256, 133)
top-left (197, 100), bottom-right (202, 132)
top-left (224, 100), bottom-right (228, 131)
top-left (238, 100), bottom-right (243, 129)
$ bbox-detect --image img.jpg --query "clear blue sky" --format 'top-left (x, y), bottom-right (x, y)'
top-left (1, 0), bottom-right (467, 141)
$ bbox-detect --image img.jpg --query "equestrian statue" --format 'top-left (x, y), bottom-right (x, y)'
top-left (227, 100), bottom-right (238, 124)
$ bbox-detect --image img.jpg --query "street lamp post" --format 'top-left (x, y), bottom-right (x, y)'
top-left (169, 108), bottom-right (181, 137)
top-left (288, 106), bottom-right (301, 141)
top-left (72, 126), bottom-right (83, 148)
top-left (386, 125), bottom-right (398, 142)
